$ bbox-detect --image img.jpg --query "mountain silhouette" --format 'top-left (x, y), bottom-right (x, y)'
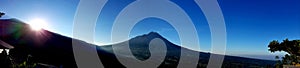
top-left (0, 19), bottom-right (275, 68)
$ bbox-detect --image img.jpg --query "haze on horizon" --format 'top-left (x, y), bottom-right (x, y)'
top-left (0, 0), bottom-right (299, 60)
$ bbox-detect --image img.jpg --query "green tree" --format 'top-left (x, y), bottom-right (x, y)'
top-left (268, 39), bottom-right (300, 65)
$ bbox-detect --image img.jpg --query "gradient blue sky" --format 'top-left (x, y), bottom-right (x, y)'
top-left (0, 0), bottom-right (299, 60)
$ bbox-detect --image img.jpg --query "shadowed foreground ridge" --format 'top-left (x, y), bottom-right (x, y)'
top-left (0, 19), bottom-right (275, 68)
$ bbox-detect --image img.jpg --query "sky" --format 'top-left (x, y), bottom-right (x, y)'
top-left (0, 0), bottom-right (299, 60)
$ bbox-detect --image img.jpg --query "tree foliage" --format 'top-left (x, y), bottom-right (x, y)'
top-left (268, 39), bottom-right (300, 56)
top-left (0, 12), bottom-right (4, 18)
top-left (268, 39), bottom-right (300, 65)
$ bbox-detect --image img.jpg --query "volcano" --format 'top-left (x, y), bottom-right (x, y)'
top-left (0, 19), bottom-right (275, 68)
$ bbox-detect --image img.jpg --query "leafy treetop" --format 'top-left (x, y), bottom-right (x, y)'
top-left (268, 39), bottom-right (300, 56)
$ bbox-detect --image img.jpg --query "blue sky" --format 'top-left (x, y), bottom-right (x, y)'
top-left (0, 0), bottom-right (299, 60)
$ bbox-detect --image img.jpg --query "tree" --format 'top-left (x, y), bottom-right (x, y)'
top-left (268, 39), bottom-right (300, 65)
top-left (0, 12), bottom-right (5, 18)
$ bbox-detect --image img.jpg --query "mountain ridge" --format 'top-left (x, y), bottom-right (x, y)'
top-left (0, 19), bottom-right (276, 68)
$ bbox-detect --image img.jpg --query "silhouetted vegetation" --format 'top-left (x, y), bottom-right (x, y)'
top-left (0, 49), bottom-right (12, 68)
top-left (0, 12), bottom-right (4, 18)
top-left (268, 39), bottom-right (300, 67)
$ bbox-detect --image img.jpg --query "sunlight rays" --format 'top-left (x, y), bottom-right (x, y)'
top-left (29, 18), bottom-right (48, 31)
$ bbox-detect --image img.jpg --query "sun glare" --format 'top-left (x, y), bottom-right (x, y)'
top-left (29, 18), bottom-right (48, 31)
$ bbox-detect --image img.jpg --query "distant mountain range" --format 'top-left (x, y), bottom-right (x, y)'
top-left (0, 19), bottom-right (276, 68)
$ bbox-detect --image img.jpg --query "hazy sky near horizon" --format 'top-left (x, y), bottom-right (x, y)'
top-left (0, 0), bottom-right (299, 60)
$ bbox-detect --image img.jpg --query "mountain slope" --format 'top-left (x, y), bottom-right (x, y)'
top-left (0, 19), bottom-right (275, 68)
top-left (0, 19), bottom-right (77, 67)
top-left (98, 32), bottom-right (276, 68)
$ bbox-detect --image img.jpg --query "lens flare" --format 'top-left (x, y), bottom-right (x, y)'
top-left (29, 18), bottom-right (48, 31)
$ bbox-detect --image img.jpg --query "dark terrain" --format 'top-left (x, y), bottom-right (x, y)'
top-left (0, 19), bottom-right (276, 68)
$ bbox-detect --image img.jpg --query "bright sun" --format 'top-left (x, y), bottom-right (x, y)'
top-left (29, 18), bottom-right (48, 31)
